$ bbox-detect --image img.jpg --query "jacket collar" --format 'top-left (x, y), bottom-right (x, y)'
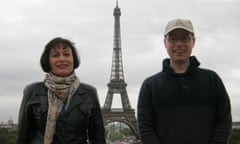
top-left (32, 83), bottom-right (89, 116)
top-left (64, 84), bottom-right (89, 116)
top-left (162, 56), bottom-right (200, 75)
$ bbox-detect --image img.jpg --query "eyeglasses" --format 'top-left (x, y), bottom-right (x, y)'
top-left (166, 34), bottom-right (193, 44)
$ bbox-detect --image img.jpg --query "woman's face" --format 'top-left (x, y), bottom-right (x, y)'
top-left (49, 45), bottom-right (74, 77)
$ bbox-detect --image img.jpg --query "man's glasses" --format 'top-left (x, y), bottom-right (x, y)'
top-left (166, 34), bottom-right (193, 44)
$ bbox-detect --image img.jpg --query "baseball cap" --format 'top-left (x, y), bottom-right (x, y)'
top-left (164, 18), bottom-right (194, 36)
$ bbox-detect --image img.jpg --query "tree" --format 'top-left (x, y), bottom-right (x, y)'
top-left (0, 128), bottom-right (16, 144)
top-left (231, 129), bottom-right (240, 144)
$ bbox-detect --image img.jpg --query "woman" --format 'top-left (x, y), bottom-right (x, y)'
top-left (17, 37), bottom-right (106, 144)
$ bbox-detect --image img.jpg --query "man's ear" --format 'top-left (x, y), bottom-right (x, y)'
top-left (192, 38), bottom-right (196, 48)
top-left (163, 38), bottom-right (167, 49)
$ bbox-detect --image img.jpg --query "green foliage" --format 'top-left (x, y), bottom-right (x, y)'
top-left (1, 127), bottom-right (240, 144)
top-left (121, 128), bottom-right (132, 136)
top-left (231, 129), bottom-right (240, 144)
top-left (107, 127), bottom-right (134, 141)
top-left (110, 131), bottom-right (122, 140)
top-left (0, 128), bottom-right (16, 144)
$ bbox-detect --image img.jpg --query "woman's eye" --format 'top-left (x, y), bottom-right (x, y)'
top-left (52, 54), bottom-right (58, 57)
top-left (64, 53), bottom-right (70, 56)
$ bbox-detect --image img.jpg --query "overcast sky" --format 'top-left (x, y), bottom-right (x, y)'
top-left (0, 0), bottom-right (239, 123)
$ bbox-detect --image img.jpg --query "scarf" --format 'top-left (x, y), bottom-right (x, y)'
top-left (43, 72), bottom-right (80, 144)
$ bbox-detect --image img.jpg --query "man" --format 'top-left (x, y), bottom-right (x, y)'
top-left (137, 18), bottom-right (232, 144)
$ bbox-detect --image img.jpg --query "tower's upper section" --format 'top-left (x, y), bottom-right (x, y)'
top-left (110, 0), bottom-right (125, 81)
top-left (114, 0), bottom-right (121, 16)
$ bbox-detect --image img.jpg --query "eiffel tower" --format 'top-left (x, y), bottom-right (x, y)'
top-left (102, 0), bottom-right (140, 140)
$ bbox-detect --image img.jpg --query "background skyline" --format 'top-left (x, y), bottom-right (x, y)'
top-left (0, 0), bottom-right (240, 123)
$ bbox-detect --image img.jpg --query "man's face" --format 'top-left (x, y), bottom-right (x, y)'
top-left (164, 29), bottom-right (195, 64)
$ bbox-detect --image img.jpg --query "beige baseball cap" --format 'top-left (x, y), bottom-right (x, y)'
top-left (164, 18), bottom-right (194, 36)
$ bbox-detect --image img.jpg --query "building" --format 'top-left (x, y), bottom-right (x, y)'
top-left (0, 116), bottom-right (17, 131)
top-left (232, 121), bottom-right (240, 129)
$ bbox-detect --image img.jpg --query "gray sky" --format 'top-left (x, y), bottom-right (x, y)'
top-left (0, 0), bottom-right (240, 123)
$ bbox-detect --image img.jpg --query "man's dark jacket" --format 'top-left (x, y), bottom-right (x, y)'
top-left (137, 56), bottom-right (232, 144)
top-left (17, 82), bottom-right (106, 144)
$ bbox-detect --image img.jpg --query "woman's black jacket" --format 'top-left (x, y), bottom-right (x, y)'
top-left (17, 82), bottom-right (106, 144)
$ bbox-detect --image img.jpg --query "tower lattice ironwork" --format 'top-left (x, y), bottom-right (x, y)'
top-left (102, 1), bottom-right (140, 139)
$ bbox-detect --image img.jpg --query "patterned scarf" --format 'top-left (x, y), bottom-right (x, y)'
top-left (43, 72), bottom-right (80, 144)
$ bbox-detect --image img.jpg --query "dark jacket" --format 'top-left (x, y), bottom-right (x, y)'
top-left (137, 56), bottom-right (232, 144)
top-left (17, 82), bottom-right (106, 144)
